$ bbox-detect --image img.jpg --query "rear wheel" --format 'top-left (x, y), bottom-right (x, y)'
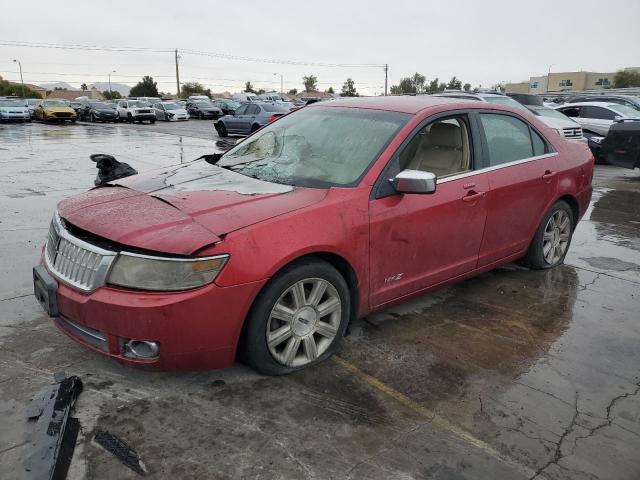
top-left (241, 259), bottom-right (350, 375)
top-left (522, 200), bottom-right (574, 269)
top-left (90, 113), bottom-right (96, 123)
top-left (251, 123), bottom-right (260, 133)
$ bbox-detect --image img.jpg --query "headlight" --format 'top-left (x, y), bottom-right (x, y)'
top-left (108, 252), bottom-right (228, 291)
top-left (554, 128), bottom-right (564, 137)
top-left (590, 136), bottom-right (604, 144)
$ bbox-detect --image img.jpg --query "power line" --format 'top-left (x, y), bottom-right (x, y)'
top-left (0, 40), bottom-right (385, 68)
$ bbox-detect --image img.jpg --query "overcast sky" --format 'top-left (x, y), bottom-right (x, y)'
top-left (1, 0), bottom-right (639, 95)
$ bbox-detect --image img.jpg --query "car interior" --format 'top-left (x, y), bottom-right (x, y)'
top-left (399, 117), bottom-right (471, 177)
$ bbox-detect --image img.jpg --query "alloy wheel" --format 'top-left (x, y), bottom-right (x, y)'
top-left (543, 210), bottom-right (571, 265)
top-left (267, 278), bottom-right (341, 367)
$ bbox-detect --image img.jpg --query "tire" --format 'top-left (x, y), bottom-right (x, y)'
top-left (90, 113), bottom-right (96, 123)
top-left (251, 123), bottom-right (260, 133)
top-left (522, 200), bottom-right (574, 269)
top-left (199, 112), bottom-right (204, 120)
top-left (127, 114), bottom-right (133, 123)
top-left (216, 122), bottom-right (228, 137)
top-left (240, 258), bottom-right (350, 376)
top-left (150, 119), bottom-right (156, 124)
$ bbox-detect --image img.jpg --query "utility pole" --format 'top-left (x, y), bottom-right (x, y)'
top-left (384, 64), bottom-right (388, 96)
top-left (108, 70), bottom-right (116, 99)
top-left (547, 64), bottom-right (556, 93)
top-left (175, 49), bottom-right (181, 97)
top-left (273, 73), bottom-right (283, 93)
top-left (13, 59), bottom-right (24, 98)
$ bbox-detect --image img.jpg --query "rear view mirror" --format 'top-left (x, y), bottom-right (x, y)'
top-left (614, 115), bottom-right (622, 122)
top-left (391, 170), bottom-right (437, 194)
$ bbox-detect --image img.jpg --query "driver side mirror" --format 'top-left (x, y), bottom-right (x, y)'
top-left (614, 115), bottom-right (622, 122)
top-left (391, 170), bottom-right (437, 194)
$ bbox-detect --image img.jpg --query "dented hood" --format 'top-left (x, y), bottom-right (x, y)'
top-left (58, 161), bottom-right (328, 255)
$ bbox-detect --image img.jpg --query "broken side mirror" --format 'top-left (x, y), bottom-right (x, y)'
top-left (391, 169), bottom-right (437, 194)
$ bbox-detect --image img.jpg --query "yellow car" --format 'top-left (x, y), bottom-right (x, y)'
top-left (34, 100), bottom-right (77, 123)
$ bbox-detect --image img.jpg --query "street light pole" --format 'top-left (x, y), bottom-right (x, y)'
top-left (108, 70), bottom-right (116, 99)
top-left (273, 73), bottom-right (283, 94)
top-left (13, 59), bottom-right (24, 98)
top-left (547, 64), bottom-right (556, 93)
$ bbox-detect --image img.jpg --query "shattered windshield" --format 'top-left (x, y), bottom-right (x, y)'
top-left (218, 106), bottom-right (409, 188)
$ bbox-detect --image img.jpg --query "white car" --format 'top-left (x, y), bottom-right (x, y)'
top-left (555, 102), bottom-right (640, 136)
top-left (232, 92), bottom-right (259, 102)
top-left (188, 95), bottom-right (210, 101)
top-left (116, 99), bottom-right (156, 124)
top-left (0, 97), bottom-right (30, 122)
top-left (526, 106), bottom-right (585, 142)
top-left (152, 102), bottom-right (189, 121)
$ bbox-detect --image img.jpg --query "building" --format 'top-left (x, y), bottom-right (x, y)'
top-left (506, 67), bottom-right (640, 94)
top-left (46, 87), bottom-right (104, 101)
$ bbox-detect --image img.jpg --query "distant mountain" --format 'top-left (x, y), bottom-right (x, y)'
top-left (39, 81), bottom-right (76, 90)
top-left (88, 82), bottom-right (131, 96)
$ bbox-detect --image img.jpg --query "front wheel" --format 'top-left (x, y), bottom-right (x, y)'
top-left (241, 259), bottom-right (350, 375)
top-left (216, 122), bottom-right (228, 137)
top-left (522, 200), bottom-right (574, 269)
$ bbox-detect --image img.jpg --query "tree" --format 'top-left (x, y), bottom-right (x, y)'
top-left (243, 81), bottom-right (255, 93)
top-left (613, 70), bottom-right (640, 88)
top-left (80, 83), bottom-right (88, 91)
top-left (326, 86), bottom-right (335, 94)
top-left (427, 78), bottom-right (440, 93)
top-left (302, 75), bottom-right (318, 92)
top-left (180, 82), bottom-right (212, 99)
top-left (463, 83), bottom-right (471, 92)
top-left (389, 72), bottom-right (427, 95)
top-left (438, 82), bottom-right (447, 92)
top-left (0, 78), bottom-right (42, 98)
top-left (257, 88), bottom-right (266, 95)
top-left (288, 88), bottom-right (298, 95)
top-left (102, 90), bottom-right (122, 100)
top-left (129, 76), bottom-right (159, 97)
top-left (340, 78), bottom-right (358, 97)
top-left (447, 76), bottom-right (462, 90)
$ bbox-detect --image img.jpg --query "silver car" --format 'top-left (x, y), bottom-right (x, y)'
top-left (0, 98), bottom-right (30, 122)
top-left (152, 102), bottom-right (190, 121)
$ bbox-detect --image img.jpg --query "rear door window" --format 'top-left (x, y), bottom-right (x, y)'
top-left (479, 114), bottom-right (539, 166)
top-left (581, 106), bottom-right (616, 120)
top-left (235, 105), bottom-right (248, 115)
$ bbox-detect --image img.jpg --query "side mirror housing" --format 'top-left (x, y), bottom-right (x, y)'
top-left (614, 115), bottom-right (623, 122)
top-left (391, 170), bottom-right (437, 194)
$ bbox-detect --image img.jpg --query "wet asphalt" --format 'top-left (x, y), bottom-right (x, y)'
top-left (0, 121), bottom-right (639, 480)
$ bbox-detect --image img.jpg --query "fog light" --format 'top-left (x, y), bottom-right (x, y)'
top-left (123, 340), bottom-right (160, 359)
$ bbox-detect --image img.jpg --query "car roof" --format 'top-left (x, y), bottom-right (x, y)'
top-left (313, 95), bottom-right (496, 114)
top-left (558, 101), bottom-right (619, 108)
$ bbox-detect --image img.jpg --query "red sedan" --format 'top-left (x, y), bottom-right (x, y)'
top-left (33, 96), bottom-right (594, 374)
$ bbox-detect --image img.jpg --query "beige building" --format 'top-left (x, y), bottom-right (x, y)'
top-left (505, 68), bottom-right (640, 94)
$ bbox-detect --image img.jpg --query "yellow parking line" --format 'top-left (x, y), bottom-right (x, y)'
top-left (332, 356), bottom-right (536, 478)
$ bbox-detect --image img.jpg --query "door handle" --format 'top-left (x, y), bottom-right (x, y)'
top-left (542, 170), bottom-right (557, 180)
top-left (462, 191), bottom-right (485, 203)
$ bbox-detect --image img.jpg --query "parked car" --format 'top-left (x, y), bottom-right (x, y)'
top-left (186, 100), bottom-right (223, 119)
top-left (563, 94), bottom-right (640, 111)
top-left (188, 95), bottom-right (210, 101)
top-left (232, 92), bottom-right (260, 102)
top-left (116, 99), bottom-right (156, 124)
top-left (215, 102), bottom-right (292, 136)
top-left (26, 98), bottom-right (42, 119)
top-left (136, 96), bottom-right (161, 105)
top-left (589, 120), bottom-right (640, 169)
top-left (435, 92), bottom-right (584, 136)
top-left (506, 93), bottom-right (544, 106)
top-left (525, 106), bottom-right (585, 142)
top-left (153, 102), bottom-right (189, 121)
top-left (34, 100), bottom-right (77, 123)
top-left (34, 96), bottom-right (593, 374)
top-left (258, 93), bottom-right (290, 102)
top-left (433, 92), bottom-right (529, 111)
top-left (211, 99), bottom-right (241, 115)
top-left (82, 101), bottom-right (118, 123)
top-left (0, 97), bottom-right (30, 122)
top-left (555, 102), bottom-right (640, 136)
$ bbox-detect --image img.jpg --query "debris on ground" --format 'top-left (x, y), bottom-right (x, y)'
top-left (90, 153), bottom-right (138, 186)
top-left (24, 375), bottom-right (83, 480)
top-left (94, 430), bottom-right (147, 476)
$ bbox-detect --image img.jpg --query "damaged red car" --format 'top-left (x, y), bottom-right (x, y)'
top-left (33, 96), bottom-right (594, 375)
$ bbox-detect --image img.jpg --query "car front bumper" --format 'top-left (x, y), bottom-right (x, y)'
top-left (38, 262), bottom-right (266, 371)
top-left (131, 113), bottom-right (156, 120)
top-left (0, 112), bottom-right (30, 121)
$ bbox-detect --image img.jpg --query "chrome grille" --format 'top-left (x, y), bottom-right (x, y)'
top-left (563, 127), bottom-right (583, 138)
top-left (44, 213), bottom-right (117, 292)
